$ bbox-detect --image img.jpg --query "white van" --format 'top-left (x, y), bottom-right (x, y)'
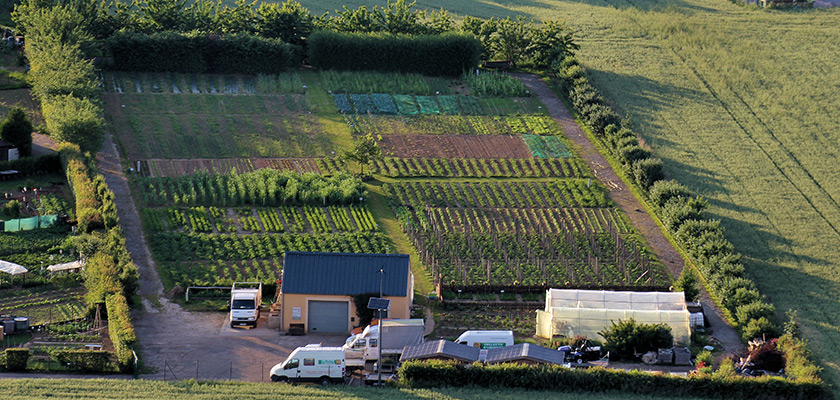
top-left (455, 330), bottom-right (514, 349)
top-left (269, 345), bottom-right (345, 384)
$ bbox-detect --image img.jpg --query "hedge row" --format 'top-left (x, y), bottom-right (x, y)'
top-left (552, 54), bottom-right (824, 385)
top-left (106, 293), bottom-right (136, 372)
top-left (106, 31), bottom-right (296, 74)
top-left (15, 4), bottom-right (105, 153)
top-left (398, 360), bottom-right (830, 400)
top-left (308, 31), bottom-right (482, 77)
top-left (53, 350), bottom-right (112, 373)
top-left (4, 348), bottom-right (29, 371)
top-left (554, 55), bottom-right (778, 340)
top-left (0, 153), bottom-right (61, 177)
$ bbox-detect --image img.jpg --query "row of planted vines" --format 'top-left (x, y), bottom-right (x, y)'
top-left (345, 115), bottom-right (560, 136)
top-left (372, 157), bottom-right (587, 178)
top-left (385, 180), bottom-right (668, 289)
top-left (135, 168), bottom-right (390, 290)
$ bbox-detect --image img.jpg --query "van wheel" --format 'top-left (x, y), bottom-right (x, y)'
top-left (319, 376), bottom-right (330, 386)
top-left (576, 358), bottom-right (584, 364)
top-left (270, 375), bottom-right (287, 383)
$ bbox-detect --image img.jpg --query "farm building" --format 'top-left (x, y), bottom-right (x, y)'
top-left (536, 289), bottom-right (691, 344)
top-left (279, 252), bottom-right (413, 334)
top-left (400, 340), bottom-right (481, 364)
top-left (484, 343), bottom-right (566, 365)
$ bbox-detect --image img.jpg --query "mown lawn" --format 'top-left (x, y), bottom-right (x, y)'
top-left (0, 378), bottom-right (709, 400)
top-left (286, 0), bottom-right (840, 389)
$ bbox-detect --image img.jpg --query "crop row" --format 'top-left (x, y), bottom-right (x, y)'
top-left (161, 259), bottom-right (283, 289)
top-left (405, 227), bottom-right (664, 287)
top-left (384, 180), bottom-right (611, 209)
top-left (372, 157), bottom-right (587, 178)
top-left (103, 72), bottom-right (307, 95)
top-left (148, 232), bottom-right (392, 262)
top-left (419, 207), bottom-right (632, 235)
top-left (0, 286), bottom-right (86, 325)
top-left (140, 205), bottom-right (378, 234)
top-left (335, 94), bottom-right (483, 115)
top-left (136, 169), bottom-right (365, 207)
top-left (345, 115), bottom-right (559, 137)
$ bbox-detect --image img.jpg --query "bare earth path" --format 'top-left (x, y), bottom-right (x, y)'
top-left (514, 73), bottom-right (744, 357)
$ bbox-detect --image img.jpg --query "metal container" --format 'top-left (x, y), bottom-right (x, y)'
top-left (14, 317), bottom-right (28, 332)
top-left (2, 319), bottom-right (14, 334)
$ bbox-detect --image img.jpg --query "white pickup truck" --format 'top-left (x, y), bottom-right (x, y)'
top-left (229, 282), bottom-right (262, 328)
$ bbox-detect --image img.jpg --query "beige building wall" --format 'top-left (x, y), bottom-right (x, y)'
top-left (281, 293), bottom-right (411, 333)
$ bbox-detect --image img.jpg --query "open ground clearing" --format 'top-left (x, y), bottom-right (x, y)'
top-left (289, 0), bottom-right (840, 388)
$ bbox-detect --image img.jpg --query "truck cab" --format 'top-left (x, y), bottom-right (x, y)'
top-left (343, 319), bottom-right (425, 368)
top-left (270, 344), bottom-right (346, 384)
top-left (229, 282), bottom-right (262, 328)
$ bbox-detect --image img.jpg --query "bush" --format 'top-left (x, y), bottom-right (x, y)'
top-left (307, 31), bottom-right (482, 76)
top-left (617, 144), bottom-right (650, 166)
top-left (724, 287), bottom-right (761, 313)
top-left (42, 95), bottom-right (105, 153)
top-left (735, 301), bottom-right (776, 325)
top-left (106, 293), bottom-right (136, 372)
top-left (0, 107), bottom-right (34, 157)
top-left (0, 154), bottom-right (62, 177)
top-left (674, 268), bottom-right (699, 303)
top-left (53, 350), bottom-right (112, 372)
top-left (581, 103), bottom-right (620, 135)
top-left (661, 196), bottom-right (707, 231)
top-left (598, 318), bottom-right (673, 360)
top-left (649, 179), bottom-right (692, 208)
top-left (632, 157), bottom-right (664, 190)
top-left (4, 348), bottom-right (29, 371)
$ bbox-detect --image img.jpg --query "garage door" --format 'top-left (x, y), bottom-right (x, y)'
top-left (308, 301), bottom-right (348, 333)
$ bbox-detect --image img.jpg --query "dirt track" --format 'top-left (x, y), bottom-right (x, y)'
top-left (514, 73), bottom-right (744, 357)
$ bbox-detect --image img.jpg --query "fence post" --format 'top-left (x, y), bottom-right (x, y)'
top-left (163, 361), bottom-right (166, 381)
top-left (195, 360), bottom-right (199, 380)
top-left (229, 361), bottom-right (232, 380)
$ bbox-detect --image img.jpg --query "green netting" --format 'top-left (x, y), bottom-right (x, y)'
top-left (393, 95), bottom-right (419, 115)
top-left (457, 96), bottom-right (482, 115)
top-left (334, 94), bottom-right (352, 113)
top-left (349, 94), bottom-right (375, 113)
top-left (437, 96), bottom-right (460, 114)
top-left (40, 214), bottom-right (58, 228)
top-left (415, 96), bottom-right (440, 115)
top-left (19, 216), bottom-right (39, 230)
top-left (4, 219), bottom-right (18, 232)
top-left (544, 136), bottom-right (572, 158)
top-left (370, 94), bottom-right (397, 114)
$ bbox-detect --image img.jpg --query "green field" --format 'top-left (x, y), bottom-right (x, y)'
top-left (0, 378), bottom-right (709, 399)
top-left (294, 0), bottom-right (840, 387)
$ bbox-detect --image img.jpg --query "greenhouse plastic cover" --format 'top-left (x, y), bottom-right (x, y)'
top-left (537, 289), bottom-right (691, 344)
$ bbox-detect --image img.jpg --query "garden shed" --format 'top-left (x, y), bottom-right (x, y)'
top-left (279, 252), bottom-right (413, 334)
top-left (536, 289), bottom-right (691, 344)
top-left (400, 340), bottom-right (480, 364)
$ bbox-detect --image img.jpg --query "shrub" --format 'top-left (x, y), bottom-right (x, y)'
top-left (649, 179), bottom-right (692, 208)
top-left (308, 31), bottom-right (482, 76)
top-left (617, 144), bottom-right (650, 166)
top-left (632, 157), bottom-right (664, 190)
top-left (735, 301), bottom-right (776, 325)
top-left (53, 350), bottom-right (112, 372)
top-left (777, 334), bottom-right (822, 383)
top-left (4, 348), bottom-right (29, 371)
top-left (598, 318), bottom-right (673, 360)
top-left (0, 107), bottom-right (34, 157)
top-left (581, 103), bottom-right (620, 135)
top-left (42, 95), bottom-right (105, 153)
top-left (0, 154), bottom-right (62, 177)
top-left (661, 196), bottom-right (707, 231)
top-left (106, 293), bottom-right (136, 372)
top-left (724, 287), bottom-right (761, 312)
top-left (674, 268), bottom-right (699, 303)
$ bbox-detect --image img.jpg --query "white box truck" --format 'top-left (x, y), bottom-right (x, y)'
top-left (269, 344), bottom-right (346, 384)
top-left (455, 330), bottom-right (514, 349)
top-left (229, 282), bottom-right (262, 328)
top-left (343, 319), bottom-right (424, 369)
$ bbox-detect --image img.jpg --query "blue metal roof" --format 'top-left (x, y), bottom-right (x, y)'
top-left (281, 252), bottom-right (410, 296)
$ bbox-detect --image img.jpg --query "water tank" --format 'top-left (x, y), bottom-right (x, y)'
top-left (14, 317), bottom-right (28, 332)
top-left (2, 319), bottom-right (14, 334)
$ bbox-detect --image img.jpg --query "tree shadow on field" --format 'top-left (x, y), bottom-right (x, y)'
top-left (660, 157), bottom-right (727, 196)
